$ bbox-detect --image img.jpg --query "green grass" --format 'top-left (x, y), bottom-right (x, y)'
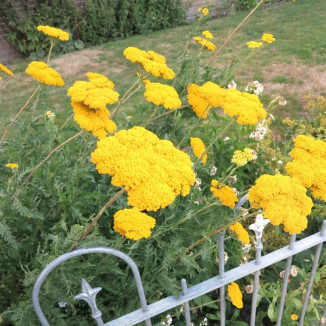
top-left (1, 0), bottom-right (325, 131)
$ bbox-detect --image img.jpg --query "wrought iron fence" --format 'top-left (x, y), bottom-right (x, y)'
top-left (32, 216), bottom-right (326, 326)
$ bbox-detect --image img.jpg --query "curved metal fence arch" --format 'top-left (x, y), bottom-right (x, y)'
top-left (32, 247), bottom-right (152, 326)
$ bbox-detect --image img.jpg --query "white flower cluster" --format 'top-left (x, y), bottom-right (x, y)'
top-left (227, 80), bottom-right (237, 89)
top-left (245, 80), bottom-right (264, 96)
top-left (249, 123), bottom-right (267, 141)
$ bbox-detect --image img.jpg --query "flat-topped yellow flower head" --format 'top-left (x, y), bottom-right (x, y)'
top-left (286, 135), bottom-right (326, 201)
top-left (25, 61), bottom-right (64, 86)
top-left (229, 222), bottom-right (250, 244)
top-left (248, 174), bottom-right (313, 234)
top-left (210, 179), bottom-right (238, 208)
top-left (123, 47), bottom-right (175, 80)
top-left (190, 137), bottom-right (207, 163)
top-left (37, 25), bottom-right (69, 41)
top-left (143, 80), bottom-right (181, 109)
top-left (113, 208), bottom-right (156, 241)
top-left (262, 33), bottom-right (275, 44)
top-left (6, 163), bottom-right (19, 170)
top-left (91, 126), bottom-right (195, 211)
top-left (228, 282), bottom-right (243, 309)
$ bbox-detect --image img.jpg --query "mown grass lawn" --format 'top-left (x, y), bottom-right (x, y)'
top-left (1, 0), bottom-right (325, 132)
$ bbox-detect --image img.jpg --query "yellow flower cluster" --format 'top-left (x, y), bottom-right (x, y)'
top-left (37, 25), bottom-right (69, 41)
top-left (202, 30), bottom-right (213, 39)
top-left (187, 82), bottom-right (266, 124)
top-left (210, 179), bottom-right (238, 208)
top-left (25, 61), bottom-right (64, 86)
top-left (113, 208), bottom-right (156, 241)
top-left (91, 126), bottom-right (195, 211)
top-left (187, 82), bottom-right (226, 118)
top-left (6, 163), bottom-right (19, 170)
top-left (286, 135), bottom-right (326, 201)
top-left (227, 282), bottom-right (243, 309)
top-left (247, 41), bottom-right (263, 49)
top-left (143, 80), bottom-right (181, 109)
top-left (0, 62), bottom-right (14, 80)
top-left (262, 33), bottom-right (276, 44)
top-left (229, 222), bottom-right (250, 244)
top-left (68, 73), bottom-right (119, 138)
top-left (220, 88), bottom-right (267, 125)
top-left (123, 47), bottom-right (175, 80)
top-left (291, 314), bottom-right (298, 321)
top-left (198, 7), bottom-right (209, 15)
top-left (193, 36), bottom-right (216, 51)
top-left (190, 137), bottom-right (207, 164)
top-left (248, 174), bottom-right (313, 234)
top-left (231, 148), bottom-right (255, 166)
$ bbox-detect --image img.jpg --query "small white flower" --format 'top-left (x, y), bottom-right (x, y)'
top-left (216, 251), bottom-right (229, 264)
top-left (210, 165), bottom-right (217, 176)
top-left (245, 80), bottom-right (264, 96)
top-left (232, 187), bottom-right (239, 195)
top-left (228, 175), bottom-right (237, 184)
top-left (195, 178), bottom-right (202, 190)
top-left (249, 123), bottom-right (267, 141)
top-left (279, 270), bottom-right (285, 278)
top-left (278, 96), bottom-right (287, 106)
top-left (320, 316), bottom-right (326, 325)
top-left (58, 301), bottom-right (67, 308)
top-left (241, 243), bottom-right (252, 253)
top-left (194, 200), bottom-right (200, 205)
top-left (245, 285), bottom-right (254, 294)
top-left (277, 160), bottom-right (283, 164)
top-left (227, 80), bottom-right (237, 89)
top-left (290, 266), bottom-right (298, 277)
top-left (224, 136), bottom-right (230, 141)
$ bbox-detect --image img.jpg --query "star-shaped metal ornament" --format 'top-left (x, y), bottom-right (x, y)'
top-left (249, 213), bottom-right (270, 245)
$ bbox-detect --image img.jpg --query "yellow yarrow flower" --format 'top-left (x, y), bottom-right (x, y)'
top-left (123, 47), bottom-right (175, 80)
top-left (291, 314), bottom-right (298, 321)
top-left (248, 174), bottom-right (313, 234)
top-left (187, 82), bottom-right (226, 118)
top-left (229, 222), bottom-right (250, 244)
top-left (113, 208), bottom-right (156, 241)
top-left (210, 179), bottom-right (238, 208)
top-left (262, 33), bottom-right (275, 44)
top-left (6, 163), bottom-right (19, 170)
top-left (37, 25), bottom-right (69, 41)
top-left (231, 148), bottom-right (255, 166)
top-left (72, 101), bottom-right (117, 139)
top-left (193, 36), bottom-right (216, 51)
top-left (190, 137), bottom-right (207, 164)
top-left (68, 72), bottom-right (119, 110)
top-left (221, 88), bottom-right (267, 125)
top-left (198, 7), bottom-right (209, 15)
top-left (143, 80), bottom-right (181, 109)
top-left (247, 41), bottom-right (263, 49)
top-left (68, 73), bottom-right (119, 138)
top-left (25, 61), bottom-right (64, 86)
top-left (0, 62), bottom-right (14, 80)
top-left (91, 127), bottom-right (195, 211)
top-left (227, 282), bottom-right (243, 309)
top-left (286, 135), bottom-right (326, 201)
top-left (202, 30), bottom-right (213, 39)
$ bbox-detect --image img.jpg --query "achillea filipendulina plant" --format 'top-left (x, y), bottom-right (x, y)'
top-left (247, 41), bottom-right (263, 49)
top-left (190, 137), bottom-right (207, 163)
top-left (262, 33), bottom-right (276, 44)
top-left (37, 25), bottom-right (69, 41)
top-left (5, 163), bottom-right (19, 170)
top-left (123, 47), bottom-right (175, 80)
top-left (143, 80), bottom-right (181, 109)
top-left (229, 222), bottom-right (250, 244)
top-left (227, 282), bottom-right (243, 309)
top-left (25, 61), bottom-right (64, 86)
top-left (210, 179), bottom-right (238, 208)
top-left (248, 174), bottom-right (313, 234)
top-left (91, 126), bottom-right (195, 211)
top-left (286, 135), bottom-right (326, 201)
top-left (113, 208), bottom-right (156, 240)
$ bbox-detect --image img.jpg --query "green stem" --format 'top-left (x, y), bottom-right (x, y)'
top-left (196, 118), bottom-right (236, 163)
top-left (150, 105), bottom-right (187, 122)
top-left (0, 85), bottom-right (42, 148)
top-left (47, 42), bottom-right (54, 65)
top-left (220, 165), bottom-right (239, 184)
top-left (204, 0), bottom-right (266, 68)
top-left (59, 113), bottom-right (74, 131)
top-left (12, 130), bottom-right (84, 200)
top-left (143, 105), bottom-right (159, 127)
top-left (70, 188), bottom-right (126, 250)
top-left (110, 79), bottom-right (141, 120)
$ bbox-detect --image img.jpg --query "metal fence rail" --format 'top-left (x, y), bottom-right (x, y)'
top-left (33, 218), bottom-right (326, 326)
